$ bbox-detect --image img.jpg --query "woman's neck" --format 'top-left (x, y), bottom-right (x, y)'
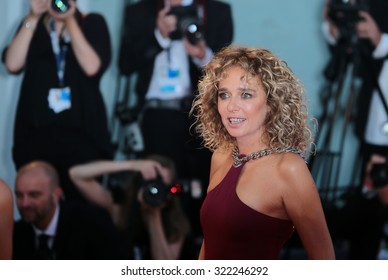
top-left (236, 138), bottom-right (269, 155)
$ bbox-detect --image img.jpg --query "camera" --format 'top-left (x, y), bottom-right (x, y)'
top-left (370, 162), bottom-right (388, 189)
top-left (142, 177), bottom-right (182, 207)
top-left (167, 5), bottom-right (204, 45)
top-left (52, 0), bottom-right (70, 13)
top-left (327, 0), bottom-right (368, 41)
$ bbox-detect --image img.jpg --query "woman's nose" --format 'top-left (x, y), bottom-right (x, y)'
top-left (227, 97), bottom-right (240, 112)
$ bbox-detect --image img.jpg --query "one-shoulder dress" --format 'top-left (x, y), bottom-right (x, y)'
top-left (200, 161), bottom-right (294, 260)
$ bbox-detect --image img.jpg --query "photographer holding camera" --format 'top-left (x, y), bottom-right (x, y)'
top-left (118, 0), bottom-right (233, 240)
top-left (323, 0), bottom-right (388, 169)
top-left (69, 155), bottom-right (193, 260)
top-left (2, 0), bottom-right (113, 202)
top-left (355, 154), bottom-right (388, 259)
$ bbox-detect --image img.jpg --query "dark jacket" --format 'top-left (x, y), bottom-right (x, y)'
top-left (118, 0), bottom-right (233, 107)
top-left (13, 201), bottom-right (126, 260)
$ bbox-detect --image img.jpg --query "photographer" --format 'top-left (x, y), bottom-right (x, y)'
top-left (322, 0), bottom-right (388, 172)
top-left (69, 155), bottom-right (192, 260)
top-left (322, 0), bottom-right (388, 260)
top-left (118, 1), bottom-right (233, 239)
top-left (358, 154), bottom-right (388, 259)
top-left (1, 0), bottom-right (113, 202)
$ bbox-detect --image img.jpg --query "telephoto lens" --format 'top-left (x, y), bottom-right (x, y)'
top-left (167, 5), bottom-right (203, 45)
top-left (52, 0), bottom-right (70, 13)
top-left (181, 19), bottom-right (203, 45)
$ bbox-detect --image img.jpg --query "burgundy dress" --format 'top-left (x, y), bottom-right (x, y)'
top-left (200, 162), bottom-right (294, 260)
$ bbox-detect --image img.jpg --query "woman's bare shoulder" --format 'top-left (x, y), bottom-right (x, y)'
top-left (208, 147), bottom-right (233, 191)
top-left (278, 152), bottom-right (309, 176)
top-left (211, 147), bottom-right (232, 171)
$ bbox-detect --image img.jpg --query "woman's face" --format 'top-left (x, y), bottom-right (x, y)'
top-left (217, 66), bottom-right (269, 147)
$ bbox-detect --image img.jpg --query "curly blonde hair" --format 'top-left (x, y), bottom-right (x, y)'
top-left (191, 45), bottom-right (314, 154)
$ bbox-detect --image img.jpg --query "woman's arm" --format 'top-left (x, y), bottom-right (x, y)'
top-left (69, 160), bottom-right (167, 182)
top-left (69, 161), bottom-right (114, 211)
top-left (69, 160), bottom-right (169, 210)
top-left (0, 179), bottom-right (13, 260)
top-left (4, 0), bottom-right (47, 73)
top-left (198, 240), bottom-right (205, 260)
top-left (281, 156), bottom-right (336, 260)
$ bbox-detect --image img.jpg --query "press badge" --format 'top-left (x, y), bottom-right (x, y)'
top-left (160, 67), bottom-right (180, 93)
top-left (48, 87), bottom-right (71, 113)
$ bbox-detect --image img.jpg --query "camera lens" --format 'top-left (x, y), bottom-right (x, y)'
top-left (183, 22), bottom-right (203, 45)
top-left (142, 179), bottom-right (169, 207)
top-left (167, 5), bottom-right (203, 44)
top-left (52, 0), bottom-right (70, 13)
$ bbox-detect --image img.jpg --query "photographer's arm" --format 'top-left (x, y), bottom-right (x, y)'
top-left (184, 38), bottom-right (212, 66)
top-left (156, 5), bottom-right (176, 39)
top-left (356, 11), bottom-right (388, 60)
top-left (4, 0), bottom-right (46, 73)
top-left (69, 160), bottom-right (170, 208)
top-left (139, 194), bottom-right (184, 260)
top-left (146, 211), bottom-right (184, 260)
top-left (357, 11), bottom-right (382, 47)
top-left (321, 0), bottom-right (339, 45)
top-left (69, 161), bottom-right (115, 211)
top-left (70, 160), bottom-right (167, 182)
top-left (65, 17), bottom-right (101, 76)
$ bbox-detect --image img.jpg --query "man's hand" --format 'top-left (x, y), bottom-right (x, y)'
top-left (157, 6), bottom-right (177, 38)
top-left (183, 38), bottom-right (206, 60)
top-left (357, 11), bottom-right (382, 46)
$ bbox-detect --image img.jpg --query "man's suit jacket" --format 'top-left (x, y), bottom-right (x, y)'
top-left (118, 0), bottom-right (234, 107)
top-left (13, 201), bottom-right (126, 260)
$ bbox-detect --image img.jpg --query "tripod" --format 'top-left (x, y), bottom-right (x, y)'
top-left (110, 0), bottom-right (144, 159)
top-left (309, 35), bottom-right (363, 207)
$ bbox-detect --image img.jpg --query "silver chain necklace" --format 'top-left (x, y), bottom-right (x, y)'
top-left (232, 146), bottom-right (305, 168)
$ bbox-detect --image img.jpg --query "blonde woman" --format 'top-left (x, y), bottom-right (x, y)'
top-left (191, 46), bottom-right (335, 260)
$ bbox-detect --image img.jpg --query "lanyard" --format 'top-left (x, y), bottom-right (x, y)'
top-left (49, 18), bottom-right (68, 87)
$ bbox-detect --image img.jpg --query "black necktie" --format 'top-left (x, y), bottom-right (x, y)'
top-left (36, 234), bottom-right (53, 260)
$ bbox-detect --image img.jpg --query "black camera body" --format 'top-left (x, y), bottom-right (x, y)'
top-left (142, 177), bottom-right (181, 207)
top-left (106, 171), bottom-right (181, 207)
top-left (327, 0), bottom-right (368, 41)
top-left (167, 5), bottom-right (204, 45)
top-left (370, 162), bottom-right (388, 189)
top-left (52, 0), bottom-right (70, 14)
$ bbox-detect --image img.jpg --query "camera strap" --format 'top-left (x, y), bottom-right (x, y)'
top-left (49, 17), bottom-right (68, 87)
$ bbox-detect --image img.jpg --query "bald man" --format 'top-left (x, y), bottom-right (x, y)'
top-left (13, 160), bottom-right (125, 260)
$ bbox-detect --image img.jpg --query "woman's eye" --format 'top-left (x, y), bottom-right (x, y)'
top-left (218, 92), bottom-right (229, 100)
top-left (242, 92), bottom-right (252, 99)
